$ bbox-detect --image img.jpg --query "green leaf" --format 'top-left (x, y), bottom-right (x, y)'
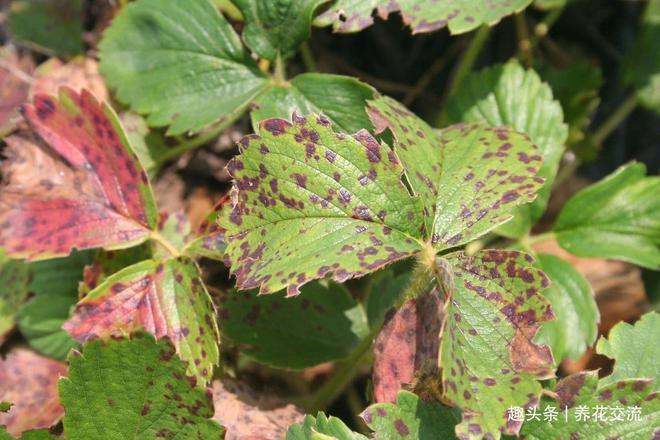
top-left (59, 334), bottom-right (224, 439)
top-left (9, 0), bottom-right (83, 55)
top-left (287, 413), bottom-right (368, 440)
top-left (315, 0), bottom-right (532, 34)
top-left (368, 96), bottom-right (545, 248)
top-left (533, 0), bottom-right (567, 9)
top-left (535, 253), bottom-right (599, 363)
top-left (0, 429), bottom-right (57, 440)
top-left (623, 0), bottom-right (660, 113)
top-left (64, 258), bottom-right (219, 383)
top-left (366, 270), bottom-right (408, 329)
top-left (234, 0), bottom-right (328, 60)
top-left (553, 162), bottom-right (660, 269)
top-left (219, 282), bottom-right (368, 368)
top-left (119, 112), bottom-right (170, 174)
top-left (446, 60), bottom-right (567, 238)
top-left (520, 371), bottom-right (660, 439)
top-left (99, 0), bottom-right (268, 135)
top-left (224, 113), bottom-right (424, 296)
top-left (596, 312), bottom-right (660, 390)
top-left (0, 255), bottom-right (29, 346)
top-left (251, 73), bottom-right (375, 134)
top-left (441, 250), bottom-right (555, 439)
top-left (362, 391), bottom-right (460, 439)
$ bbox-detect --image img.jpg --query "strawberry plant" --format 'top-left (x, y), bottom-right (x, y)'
top-left (1, 0), bottom-right (659, 439)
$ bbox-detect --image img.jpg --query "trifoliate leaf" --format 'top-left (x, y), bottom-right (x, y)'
top-left (0, 349), bottom-right (66, 436)
top-left (59, 334), bottom-right (223, 440)
top-left (235, 0), bottom-right (328, 61)
top-left (64, 258), bottom-right (219, 383)
top-left (287, 412), bottom-right (368, 440)
top-left (0, 256), bottom-right (29, 346)
top-left (520, 371), bottom-right (660, 439)
top-left (212, 379), bottom-right (304, 439)
top-left (31, 58), bottom-right (108, 103)
top-left (99, 0), bottom-right (268, 135)
top-left (446, 60), bottom-right (567, 238)
top-left (554, 162), bottom-right (660, 269)
top-left (252, 73), bottom-right (375, 134)
top-left (0, 89), bottom-right (158, 260)
top-left (361, 391), bottom-right (460, 439)
top-left (8, 0), bottom-right (83, 55)
top-left (623, 0), bottom-right (660, 113)
top-left (368, 96), bottom-right (544, 248)
top-left (596, 312), bottom-right (660, 389)
top-left (224, 113), bottom-right (424, 296)
top-left (441, 250), bottom-right (554, 439)
top-left (0, 47), bottom-right (33, 138)
top-left (315, 0), bottom-right (532, 35)
top-left (219, 282), bottom-right (368, 368)
top-left (535, 253), bottom-right (599, 363)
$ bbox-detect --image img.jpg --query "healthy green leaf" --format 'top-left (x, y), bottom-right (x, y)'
top-left (596, 312), bottom-right (660, 389)
top-left (8, 0), bottom-right (83, 55)
top-left (0, 255), bottom-right (29, 346)
top-left (361, 391), bottom-right (460, 439)
top-left (535, 253), bottom-right (599, 362)
top-left (553, 162), bottom-right (660, 269)
top-left (251, 73), bottom-right (375, 134)
top-left (287, 413), bottom-right (368, 440)
top-left (99, 0), bottom-right (268, 135)
top-left (366, 270), bottom-right (408, 329)
top-left (59, 334), bottom-right (224, 439)
top-left (623, 0), bottom-right (660, 113)
top-left (64, 258), bottom-right (219, 383)
top-left (219, 282), bottom-right (369, 368)
top-left (235, 0), bottom-right (328, 60)
top-left (441, 250), bottom-right (555, 439)
top-left (120, 112), bottom-right (170, 174)
top-left (224, 113), bottom-right (424, 295)
top-left (520, 371), bottom-right (660, 439)
top-left (368, 96), bottom-right (545, 248)
top-left (446, 60), bottom-right (567, 238)
top-left (315, 0), bottom-right (532, 34)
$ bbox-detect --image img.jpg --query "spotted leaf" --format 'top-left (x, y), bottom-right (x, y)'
top-left (0, 88), bottom-right (158, 260)
top-left (0, 349), bottom-right (66, 437)
top-left (368, 96), bottom-right (544, 248)
top-left (315, 0), bottom-right (532, 34)
top-left (224, 113), bottom-right (424, 295)
top-left (63, 258), bottom-right (219, 383)
top-left (440, 250), bottom-right (554, 440)
top-left (520, 371), bottom-right (660, 439)
top-left (59, 334), bottom-right (224, 440)
top-left (183, 195), bottom-right (230, 261)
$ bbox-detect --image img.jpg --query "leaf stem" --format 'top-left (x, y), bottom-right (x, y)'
top-left (300, 42), bottom-right (316, 72)
top-left (525, 231), bottom-right (555, 247)
top-left (149, 230), bottom-right (181, 257)
top-left (514, 12), bottom-right (533, 67)
top-left (273, 53), bottom-right (287, 85)
top-left (591, 93), bottom-right (638, 147)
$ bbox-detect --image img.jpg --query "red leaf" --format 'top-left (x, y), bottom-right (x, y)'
top-left (0, 88), bottom-right (157, 260)
top-left (0, 348), bottom-right (66, 436)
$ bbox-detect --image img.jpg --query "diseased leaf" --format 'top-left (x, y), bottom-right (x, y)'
top-left (0, 255), bottom-right (30, 346)
top-left (623, 0), bottom-right (660, 113)
top-left (520, 372), bottom-right (660, 439)
top-left (183, 196), bottom-right (229, 261)
top-left (99, 0), bottom-right (268, 135)
top-left (0, 47), bottom-right (34, 138)
top-left (446, 60), bottom-right (567, 238)
top-left (554, 162), bottom-right (660, 269)
top-left (31, 58), bottom-right (108, 103)
top-left (220, 282), bottom-right (368, 368)
top-left (59, 334), bottom-right (223, 439)
top-left (596, 312), bottom-right (660, 389)
top-left (368, 96), bottom-right (544, 247)
top-left (8, 0), bottom-right (83, 55)
top-left (224, 113), bottom-right (424, 296)
top-left (252, 73), bottom-right (375, 134)
top-left (235, 0), bottom-right (328, 61)
top-left (212, 379), bottom-right (304, 440)
top-left (287, 412), bottom-right (368, 440)
top-left (0, 89), bottom-right (158, 260)
top-left (315, 0), bottom-right (532, 34)
top-left (361, 390), bottom-right (460, 439)
top-left (64, 258), bottom-right (219, 383)
top-left (441, 250), bottom-right (554, 439)
top-left (535, 253), bottom-right (599, 363)
top-left (0, 349), bottom-right (66, 437)
top-left (77, 246), bottom-right (152, 299)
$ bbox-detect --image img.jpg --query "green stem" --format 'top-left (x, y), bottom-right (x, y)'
top-left (149, 230), bottom-right (181, 257)
top-left (591, 94), bottom-right (638, 147)
top-left (528, 7), bottom-right (564, 52)
top-left (273, 53), bottom-right (287, 84)
top-left (300, 42), bottom-right (316, 72)
top-left (515, 12), bottom-right (533, 67)
top-left (525, 231), bottom-right (555, 247)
